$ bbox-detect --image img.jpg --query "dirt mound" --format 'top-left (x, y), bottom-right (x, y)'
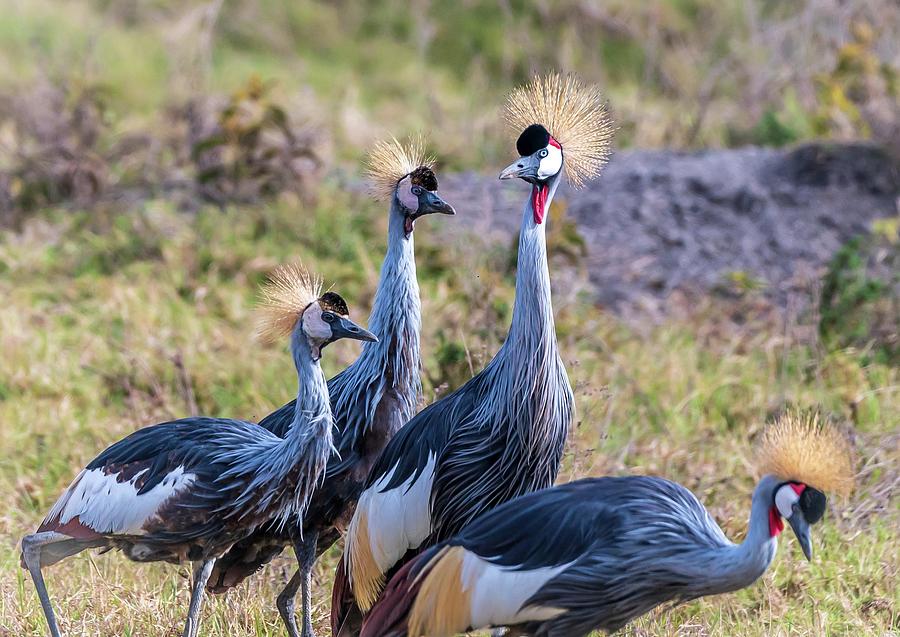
top-left (438, 143), bottom-right (899, 315)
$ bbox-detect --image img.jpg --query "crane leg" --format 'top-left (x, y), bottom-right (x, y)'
top-left (182, 558), bottom-right (215, 637)
top-left (275, 568), bottom-right (303, 637)
top-left (297, 531), bottom-right (319, 637)
top-left (276, 569), bottom-right (302, 637)
top-left (277, 531), bottom-right (319, 637)
top-left (22, 532), bottom-right (69, 637)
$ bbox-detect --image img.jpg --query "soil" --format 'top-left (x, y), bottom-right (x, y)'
top-left (437, 143), bottom-right (899, 316)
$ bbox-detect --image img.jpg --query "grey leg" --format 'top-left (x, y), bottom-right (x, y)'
top-left (279, 532), bottom-right (318, 637)
top-left (22, 532), bottom-right (71, 637)
top-left (298, 532), bottom-right (318, 637)
top-left (276, 569), bottom-right (303, 637)
top-left (183, 558), bottom-right (215, 637)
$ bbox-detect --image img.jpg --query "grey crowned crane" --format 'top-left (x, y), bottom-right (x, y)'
top-left (206, 136), bottom-right (455, 637)
top-left (332, 74), bottom-right (613, 635)
top-left (360, 412), bottom-right (855, 637)
top-left (20, 265), bottom-right (376, 637)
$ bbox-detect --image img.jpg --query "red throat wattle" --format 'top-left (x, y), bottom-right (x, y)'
top-left (404, 216), bottom-right (415, 235)
top-left (531, 184), bottom-right (549, 224)
top-left (768, 506), bottom-right (784, 537)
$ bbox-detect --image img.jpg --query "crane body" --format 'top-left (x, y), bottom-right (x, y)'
top-left (333, 75), bottom-right (614, 635)
top-left (207, 138), bottom-right (454, 637)
top-left (360, 413), bottom-right (854, 637)
top-left (21, 270), bottom-right (375, 637)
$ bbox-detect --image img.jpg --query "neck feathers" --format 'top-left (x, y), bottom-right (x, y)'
top-left (290, 333), bottom-right (332, 431)
top-left (274, 331), bottom-right (334, 522)
top-left (506, 172), bottom-right (563, 357)
top-left (479, 172), bottom-right (572, 473)
top-left (217, 331), bottom-right (334, 528)
top-left (366, 201), bottom-right (420, 336)
top-left (330, 199), bottom-right (423, 442)
top-left (696, 476), bottom-right (779, 596)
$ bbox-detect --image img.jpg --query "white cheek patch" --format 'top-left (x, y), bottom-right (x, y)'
top-left (537, 145), bottom-right (562, 179)
top-left (775, 484), bottom-right (800, 519)
top-left (397, 176), bottom-right (418, 211)
top-left (302, 303), bottom-right (332, 342)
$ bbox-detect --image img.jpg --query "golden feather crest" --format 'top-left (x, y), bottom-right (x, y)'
top-left (256, 263), bottom-right (322, 342)
top-left (504, 73), bottom-right (614, 188)
top-left (366, 134), bottom-right (435, 202)
top-left (758, 410), bottom-right (855, 496)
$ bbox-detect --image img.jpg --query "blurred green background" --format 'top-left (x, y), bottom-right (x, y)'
top-left (1, 0), bottom-right (898, 185)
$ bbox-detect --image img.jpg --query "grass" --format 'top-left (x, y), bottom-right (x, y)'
top-left (0, 191), bottom-right (897, 636)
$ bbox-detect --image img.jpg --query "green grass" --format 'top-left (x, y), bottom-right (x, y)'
top-left (0, 193), bottom-right (897, 636)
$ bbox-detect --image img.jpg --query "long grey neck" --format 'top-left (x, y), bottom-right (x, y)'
top-left (481, 170), bottom-right (572, 462)
top-left (330, 196), bottom-right (422, 441)
top-left (362, 197), bottom-right (420, 350)
top-left (503, 172), bottom-right (563, 353)
top-left (696, 475), bottom-right (780, 595)
top-left (289, 332), bottom-right (332, 431)
top-left (222, 326), bottom-right (334, 524)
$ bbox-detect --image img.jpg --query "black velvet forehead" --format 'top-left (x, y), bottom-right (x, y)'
top-left (799, 487), bottom-right (827, 524)
top-left (516, 123), bottom-right (551, 156)
top-left (319, 292), bottom-right (349, 316)
top-left (409, 166), bottom-right (438, 191)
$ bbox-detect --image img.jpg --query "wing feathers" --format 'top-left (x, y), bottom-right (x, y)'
top-left (40, 466), bottom-right (196, 536)
top-left (345, 453), bottom-right (437, 610)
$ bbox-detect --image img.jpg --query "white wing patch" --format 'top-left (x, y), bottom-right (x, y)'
top-left (46, 466), bottom-right (196, 535)
top-left (462, 552), bottom-right (569, 627)
top-left (359, 452), bottom-right (436, 573)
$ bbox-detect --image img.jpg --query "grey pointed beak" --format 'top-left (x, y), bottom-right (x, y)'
top-left (420, 190), bottom-right (456, 216)
top-left (332, 316), bottom-right (378, 343)
top-left (499, 155), bottom-right (539, 181)
top-left (787, 506), bottom-right (813, 561)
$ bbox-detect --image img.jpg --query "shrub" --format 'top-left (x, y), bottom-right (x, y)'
top-left (819, 226), bottom-right (899, 365)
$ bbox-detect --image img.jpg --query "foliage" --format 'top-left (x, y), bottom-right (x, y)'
top-left (189, 77), bottom-right (325, 205)
top-left (811, 19), bottom-right (900, 153)
top-left (1, 0), bottom-right (898, 167)
top-left (819, 227), bottom-right (899, 366)
top-left (0, 75), bottom-right (327, 226)
top-left (0, 80), bottom-right (111, 226)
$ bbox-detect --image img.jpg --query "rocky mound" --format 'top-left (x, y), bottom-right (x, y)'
top-left (438, 143), bottom-right (899, 315)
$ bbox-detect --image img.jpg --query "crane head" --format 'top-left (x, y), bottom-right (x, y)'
top-left (395, 165), bottom-right (456, 236)
top-left (501, 73), bottom-right (613, 188)
top-left (365, 136), bottom-right (455, 236)
top-left (758, 410), bottom-right (855, 562)
top-left (499, 123), bottom-right (563, 185)
top-left (772, 481), bottom-right (826, 561)
top-left (301, 291), bottom-right (378, 360)
top-left (257, 264), bottom-right (377, 360)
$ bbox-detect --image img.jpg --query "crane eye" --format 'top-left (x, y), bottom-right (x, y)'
top-left (539, 149), bottom-right (548, 158)
top-left (321, 312), bottom-right (335, 323)
top-left (411, 186), bottom-right (423, 196)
